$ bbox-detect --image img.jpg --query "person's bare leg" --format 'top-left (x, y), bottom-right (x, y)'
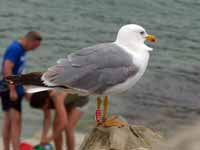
top-left (51, 91), bottom-right (68, 149)
top-left (65, 108), bottom-right (83, 150)
top-left (2, 111), bottom-right (11, 150)
top-left (53, 114), bottom-right (63, 150)
top-left (10, 109), bottom-right (21, 150)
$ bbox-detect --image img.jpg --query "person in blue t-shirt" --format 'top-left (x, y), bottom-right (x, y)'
top-left (0, 31), bottom-right (42, 150)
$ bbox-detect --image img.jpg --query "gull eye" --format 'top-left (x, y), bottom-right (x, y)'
top-left (140, 31), bottom-right (145, 35)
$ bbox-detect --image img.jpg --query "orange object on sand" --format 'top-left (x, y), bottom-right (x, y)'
top-left (20, 142), bottom-right (33, 150)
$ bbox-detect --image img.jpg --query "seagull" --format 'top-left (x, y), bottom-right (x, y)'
top-left (6, 24), bottom-right (156, 127)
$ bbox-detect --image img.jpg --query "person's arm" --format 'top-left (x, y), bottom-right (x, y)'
top-left (44, 92), bottom-right (67, 143)
top-left (40, 107), bottom-right (51, 144)
top-left (24, 92), bottom-right (32, 102)
top-left (3, 60), bottom-right (18, 101)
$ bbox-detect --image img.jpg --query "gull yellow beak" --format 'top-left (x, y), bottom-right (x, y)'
top-left (145, 34), bottom-right (156, 43)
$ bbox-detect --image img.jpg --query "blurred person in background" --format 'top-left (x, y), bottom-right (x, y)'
top-left (29, 90), bottom-right (89, 150)
top-left (0, 32), bottom-right (42, 150)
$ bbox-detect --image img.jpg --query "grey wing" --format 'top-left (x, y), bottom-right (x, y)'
top-left (42, 43), bottom-right (139, 94)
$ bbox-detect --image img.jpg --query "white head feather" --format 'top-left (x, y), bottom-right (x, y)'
top-left (115, 24), bottom-right (154, 52)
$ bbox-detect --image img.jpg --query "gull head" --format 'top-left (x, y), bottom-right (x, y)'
top-left (115, 24), bottom-right (156, 51)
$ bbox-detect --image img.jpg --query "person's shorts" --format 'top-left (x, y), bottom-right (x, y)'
top-left (64, 94), bottom-right (89, 112)
top-left (0, 91), bottom-right (23, 112)
top-left (30, 91), bottom-right (89, 111)
top-left (30, 91), bottom-right (56, 110)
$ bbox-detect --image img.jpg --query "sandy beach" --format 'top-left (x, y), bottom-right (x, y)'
top-left (0, 132), bottom-right (85, 150)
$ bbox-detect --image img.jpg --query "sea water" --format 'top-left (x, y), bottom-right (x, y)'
top-left (0, 0), bottom-right (199, 138)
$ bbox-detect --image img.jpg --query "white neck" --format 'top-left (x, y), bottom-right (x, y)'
top-left (115, 39), bottom-right (152, 53)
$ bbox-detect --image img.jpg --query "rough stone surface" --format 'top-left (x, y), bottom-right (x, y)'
top-left (79, 124), bottom-right (164, 150)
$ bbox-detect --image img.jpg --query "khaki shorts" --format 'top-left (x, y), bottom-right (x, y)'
top-left (30, 91), bottom-right (89, 111)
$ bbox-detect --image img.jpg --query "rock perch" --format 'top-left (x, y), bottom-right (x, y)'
top-left (80, 124), bottom-right (164, 150)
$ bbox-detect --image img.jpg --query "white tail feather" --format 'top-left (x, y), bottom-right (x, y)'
top-left (25, 86), bottom-right (53, 93)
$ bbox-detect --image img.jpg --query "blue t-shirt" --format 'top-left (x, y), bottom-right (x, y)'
top-left (1, 40), bottom-right (27, 96)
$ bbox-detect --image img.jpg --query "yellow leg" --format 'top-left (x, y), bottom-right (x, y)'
top-left (97, 96), bottom-right (102, 110)
top-left (101, 96), bottom-right (128, 128)
top-left (103, 96), bottom-right (108, 121)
